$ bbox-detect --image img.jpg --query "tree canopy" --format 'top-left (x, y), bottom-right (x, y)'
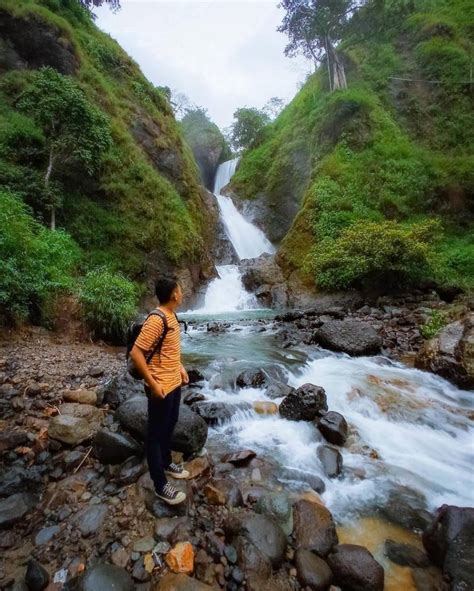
top-left (230, 107), bottom-right (271, 151)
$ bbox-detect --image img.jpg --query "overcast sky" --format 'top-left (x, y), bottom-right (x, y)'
top-left (95, 0), bottom-right (310, 129)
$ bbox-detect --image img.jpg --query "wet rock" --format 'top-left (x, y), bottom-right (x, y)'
top-left (234, 535), bottom-right (272, 578)
top-left (293, 500), bottom-right (338, 556)
top-left (317, 412), bottom-right (348, 446)
top-left (295, 548), bottom-right (333, 590)
top-left (0, 429), bottom-right (29, 452)
top-left (157, 573), bottom-right (214, 590)
top-left (236, 368), bottom-right (267, 388)
top-left (225, 511), bottom-right (287, 567)
top-left (317, 445), bottom-right (343, 478)
top-left (166, 542), bottom-right (194, 574)
top-left (416, 314), bottom-right (474, 389)
top-left (422, 504), bottom-right (474, 590)
top-left (78, 563), bottom-right (134, 591)
top-left (384, 539), bottom-right (430, 567)
top-left (99, 371), bottom-right (143, 409)
top-left (75, 504), bottom-right (108, 537)
top-left (207, 321), bottom-right (226, 333)
top-left (314, 320), bottom-right (382, 356)
top-left (264, 380), bottom-right (294, 400)
top-left (282, 467), bottom-right (326, 493)
top-left (279, 383), bottom-right (328, 421)
top-left (380, 485), bottom-right (432, 530)
top-left (221, 449), bottom-right (256, 466)
top-left (34, 525), bottom-right (60, 546)
top-left (253, 400), bottom-right (278, 415)
top-left (205, 479), bottom-right (243, 508)
top-left (240, 253), bottom-right (285, 293)
top-left (255, 492), bottom-right (293, 535)
top-left (411, 566), bottom-right (448, 591)
top-left (203, 482), bottom-right (226, 505)
top-left (25, 559), bottom-right (49, 591)
top-left (48, 415), bottom-right (92, 445)
top-left (187, 369), bottom-right (205, 384)
top-left (0, 492), bottom-right (37, 528)
top-left (62, 389), bottom-right (97, 405)
top-left (183, 391), bottom-right (206, 405)
top-left (93, 429), bottom-right (142, 465)
top-left (327, 544), bottom-right (384, 591)
top-left (191, 401), bottom-right (249, 425)
top-left (184, 456), bottom-right (211, 480)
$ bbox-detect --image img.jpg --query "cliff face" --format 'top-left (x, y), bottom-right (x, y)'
top-left (0, 0), bottom-right (218, 299)
top-left (230, 0), bottom-right (474, 293)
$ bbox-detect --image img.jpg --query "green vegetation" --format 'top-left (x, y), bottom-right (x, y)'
top-left (233, 0), bottom-right (474, 292)
top-left (229, 107), bottom-right (271, 152)
top-left (0, 0), bottom-right (211, 329)
top-left (420, 309), bottom-right (448, 339)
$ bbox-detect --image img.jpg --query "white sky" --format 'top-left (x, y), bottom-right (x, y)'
top-left (95, 0), bottom-right (311, 128)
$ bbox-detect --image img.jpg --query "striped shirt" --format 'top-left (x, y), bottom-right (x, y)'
top-left (134, 308), bottom-right (181, 395)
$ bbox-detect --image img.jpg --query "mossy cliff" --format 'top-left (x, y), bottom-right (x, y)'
top-left (231, 0), bottom-right (474, 294)
top-left (0, 0), bottom-right (218, 325)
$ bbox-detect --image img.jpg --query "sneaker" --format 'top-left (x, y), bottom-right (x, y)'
top-left (155, 482), bottom-right (186, 505)
top-left (165, 462), bottom-right (190, 480)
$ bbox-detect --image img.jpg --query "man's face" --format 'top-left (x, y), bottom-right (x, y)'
top-left (173, 284), bottom-right (183, 306)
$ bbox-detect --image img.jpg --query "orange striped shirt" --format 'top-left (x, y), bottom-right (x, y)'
top-left (134, 308), bottom-right (182, 395)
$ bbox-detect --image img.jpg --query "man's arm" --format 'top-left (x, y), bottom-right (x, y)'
top-left (180, 363), bottom-right (189, 385)
top-left (130, 345), bottom-right (165, 398)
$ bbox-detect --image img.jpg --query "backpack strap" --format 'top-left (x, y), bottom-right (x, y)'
top-left (175, 312), bottom-right (188, 334)
top-left (145, 309), bottom-right (169, 364)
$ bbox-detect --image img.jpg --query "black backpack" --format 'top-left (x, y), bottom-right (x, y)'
top-left (126, 310), bottom-right (187, 380)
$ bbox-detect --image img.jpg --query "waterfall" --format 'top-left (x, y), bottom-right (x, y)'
top-left (195, 158), bottom-right (274, 313)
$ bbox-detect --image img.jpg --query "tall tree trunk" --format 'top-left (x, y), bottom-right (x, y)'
top-left (324, 36), bottom-right (333, 92)
top-left (327, 40), bottom-right (347, 91)
top-left (44, 145), bottom-right (55, 231)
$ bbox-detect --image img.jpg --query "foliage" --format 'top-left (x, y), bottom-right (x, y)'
top-left (420, 310), bottom-right (447, 339)
top-left (181, 107), bottom-right (231, 165)
top-left (310, 219), bottom-right (440, 290)
top-left (230, 107), bottom-right (271, 151)
top-left (79, 268), bottom-right (138, 343)
top-left (0, 190), bottom-right (80, 323)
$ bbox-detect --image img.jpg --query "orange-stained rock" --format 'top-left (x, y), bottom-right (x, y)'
top-left (185, 456), bottom-right (210, 479)
top-left (166, 542), bottom-right (194, 574)
top-left (203, 483), bottom-right (226, 506)
top-left (253, 401), bottom-right (278, 415)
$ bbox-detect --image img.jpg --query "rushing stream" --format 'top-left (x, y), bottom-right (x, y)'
top-left (185, 160), bottom-right (474, 528)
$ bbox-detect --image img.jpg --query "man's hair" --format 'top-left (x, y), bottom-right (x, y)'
top-left (155, 276), bottom-right (178, 303)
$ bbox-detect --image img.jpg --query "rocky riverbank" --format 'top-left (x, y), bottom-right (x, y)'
top-left (0, 303), bottom-right (473, 590)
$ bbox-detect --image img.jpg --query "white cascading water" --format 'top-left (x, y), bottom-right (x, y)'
top-left (196, 158), bottom-right (274, 313)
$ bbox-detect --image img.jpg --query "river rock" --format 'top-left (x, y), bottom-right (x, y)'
top-left (59, 402), bottom-right (102, 423)
top-left (75, 504), bottom-right (108, 537)
top-left (154, 517), bottom-right (191, 542)
top-left (117, 457), bottom-right (147, 485)
top-left (0, 429), bottom-right (29, 452)
top-left (157, 573), bottom-right (214, 590)
top-left (422, 504), bottom-right (474, 590)
top-left (265, 380), bottom-right (294, 400)
top-left (327, 544), bottom-right (384, 591)
top-left (99, 371), bottom-right (143, 408)
top-left (384, 539), bottom-right (430, 567)
top-left (93, 429), bottom-right (142, 465)
top-left (240, 253), bottom-right (285, 291)
top-left (183, 390), bottom-right (206, 405)
top-left (225, 511), bottom-right (287, 567)
top-left (48, 415), bottom-right (92, 445)
top-left (79, 563), bottom-right (134, 591)
top-left (221, 449), bottom-right (256, 466)
top-left (292, 499), bottom-right (338, 556)
top-left (255, 492), bottom-right (293, 535)
top-left (236, 368), bottom-right (267, 388)
top-left (0, 493), bottom-right (37, 528)
top-left (62, 389), bottom-right (97, 405)
top-left (166, 541), bottom-right (194, 574)
top-left (415, 314), bottom-right (474, 389)
top-left (380, 485), bottom-right (432, 530)
top-left (411, 566), bottom-right (448, 591)
top-left (253, 400), bottom-right (278, 414)
top-left (317, 412), bottom-right (348, 446)
top-left (146, 492), bottom-right (187, 518)
top-left (25, 559), bottom-right (49, 591)
top-left (114, 396), bottom-right (147, 437)
top-left (0, 465), bottom-right (44, 497)
top-left (295, 548), bottom-right (333, 590)
top-left (34, 525), bottom-right (60, 546)
top-left (279, 383), bottom-right (328, 421)
top-left (204, 479), bottom-right (243, 508)
top-left (187, 368), bottom-right (205, 384)
top-left (234, 535), bottom-right (272, 578)
top-left (317, 445), bottom-right (343, 478)
top-left (191, 401), bottom-right (249, 425)
top-left (314, 320), bottom-right (382, 355)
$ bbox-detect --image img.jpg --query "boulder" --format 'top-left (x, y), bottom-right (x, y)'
top-left (59, 403), bottom-right (102, 424)
top-left (240, 253), bottom-right (285, 292)
top-left (187, 369), bottom-right (205, 385)
top-left (292, 500), bottom-right (338, 556)
top-left (225, 511), bottom-right (287, 568)
top-left (314, 320), bottom-right (382, 355)
top-left (48, 415), bottom-right (92, 445)
top-left (255, 492), bottom-right (293, 535)
top-left (99, 371), bottom-right (144, 409)
top-left (157, 573), bottom-right (214, 590)
top-left (236, 368), bottom-right (267, 388)
top-left (93, 429), bottom-right (142, 465)
top-left (75, 504), bottom-right (108, 537)
top-left (317, 445), bottom-right (343, 478)
top-left (317, 412), bottom-right (348, 446)
top-left (384, 539), bottom-right (430, 567)
top-left (25, 559), bottom-right (49, 591)
top-left (117, 457), bottom-right (146, 486)
top-left (79, 563), bottom-right (134, 591)
top-left (114, 396), bottom-right (148, 438)
top-left (380, 485), bottom-right (432, 531)
top-left (295, 548), bottom-right (333, 590)
top-left (416, 314), bottom-right (474, 389)
top-left (279, 383), bottom-right (328, 421)
top-left (327, 544), bottom-right (384, 591)
top-left (422, 504), bottom-right (474, 590)
top-left (203, 479), bottom-right (243, 508)
top-left (265, 380), bottom-right (294, 400)
top-left (191, 401), bottom-right (250, 425)
top-left (234, 535), bottom-right (272, 579)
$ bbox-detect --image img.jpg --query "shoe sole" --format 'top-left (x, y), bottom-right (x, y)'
top-left (165, 471), bottom-right (190, 480)
top-left (155, 492), bottom-right (186, 505)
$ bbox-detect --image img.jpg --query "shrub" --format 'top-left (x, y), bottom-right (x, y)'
top-left (420, 310), bottom-right (447, 339)
top-left (79, 268), bottom-right (138, 343)
top-left (310, 219), bottom-right (440, 290)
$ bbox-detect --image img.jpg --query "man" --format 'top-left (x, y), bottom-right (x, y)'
top-left (130, 276), bottom-right (190, 505)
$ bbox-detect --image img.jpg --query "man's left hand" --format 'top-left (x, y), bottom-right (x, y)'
top-left (180, 365), bottom-right (189, 385)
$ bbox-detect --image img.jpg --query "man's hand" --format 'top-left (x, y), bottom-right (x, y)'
top-left (150, 380), bottom-right (165, 399)
top-left (180, 365), bottom-right (189, 385)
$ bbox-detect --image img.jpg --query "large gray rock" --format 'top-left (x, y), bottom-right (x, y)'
top-left (48, 415), bottom-right (92, 445)
top-left (93, 429), bottom-right (142, 465)
top-left (115, 397), bottom-right (208, 456)
top-left (317, 411), bottom-right (348, 446)
top-left (317, 445), bottom-right (343, 478)
top-left (75, 504), bottom-right (108, 537)
top-left (79, 563), bottom-right (134, 591)
top-left (279, 383), bottom-right (328, 421)
top-left (240, 253), bottom-right (285, 292)
top-left (327, 544), bottom-right (384, 591)
top-left (380, 485), bottom-right (432, 531)
top-left (225, 511), bottom-right (287, 568)
top-left (191, 401), bottom-right (250, 425)
top-left (295, 548), bottom-right (333, 590)
top-left (423, 504), bottom-right (474, 590)
top-left (416, 314), bottom-right (474, 389)
top-left (292, 500), bottom-right (338, 556)
top-left (314, 320), bottom-right (382, 355)
top-left (0, 493), bottom-right (37, 528)
top-left (98, 371), bottom-right (144, 409)
top-left (255, 492), bottom-right (293, 536)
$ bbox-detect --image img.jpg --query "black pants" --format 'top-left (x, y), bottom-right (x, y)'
top-left (145, 386), bottom-right (181, 492)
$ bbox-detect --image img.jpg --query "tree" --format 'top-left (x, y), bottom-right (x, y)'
top-left (170, 90), bottom-right (194, 120)
top-left (79, 0), bottom-right (121, 11)
top-left (263, 97), bottom-right (286, 120)
top-left (230, 107), bottom-right (271, 151)
top-left (17, 67), bottom-right (112, 230)
top-left (278, 0), bottom-right (360, 91)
